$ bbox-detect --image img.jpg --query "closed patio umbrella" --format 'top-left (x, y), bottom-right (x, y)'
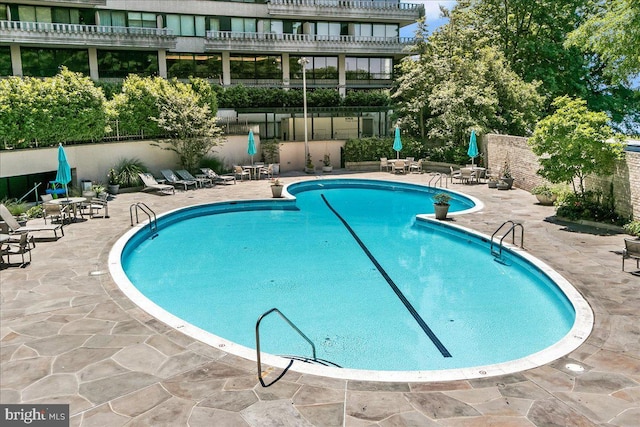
top-left (393, 126), bottom-right (403, 159)
top-left (55, 143), bottom-right (71, 200)
top-left (247, 130), bottom-right (257, 164)
top-left (467, 130), bottom-right (479, 166)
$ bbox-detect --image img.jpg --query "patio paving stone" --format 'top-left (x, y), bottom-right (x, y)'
top-left (1, 170), bottom-right (639, 426)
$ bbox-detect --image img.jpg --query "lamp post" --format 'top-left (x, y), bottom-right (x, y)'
top-left (298, 57), bottom-right (310, 169)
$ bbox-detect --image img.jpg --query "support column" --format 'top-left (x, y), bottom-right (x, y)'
top-left (10, 45), bottom-right (22, 76)
top-left (221, 51), bottom-right (231, 86)
top-left (157, 49), bottom-right (167, 78)
top-left (281, 52), bottom-right (290, 89)
top-left (88, 47), bottom-right (99, 80)
top-left (338, 54), bottom-right (346, 97)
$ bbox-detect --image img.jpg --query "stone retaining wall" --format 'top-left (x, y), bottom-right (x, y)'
top-left (485, 134), bottom-right (639, 219)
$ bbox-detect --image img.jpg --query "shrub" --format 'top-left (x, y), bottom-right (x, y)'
top-left (555, 190), bottom-right (627, 225)
top-left (113, 158), bottom-right (147, 188)
top-left (26, 205), bottom-right (43, 219)
top-left (623, 220), bottom-right (640, 237)
top-left (1, 198), bottom-right (28, 216)
top-left (199, 155), bottom-right (226, 174)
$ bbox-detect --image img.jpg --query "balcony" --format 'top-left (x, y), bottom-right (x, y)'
top-left (0, 21), bottom-right (176, 49)
top-left (36, 0), bottom-right (106, 5)
top-left (267, 0), bottom-right (424, 25)
top-left (205, 31), bottom-right (414, 55)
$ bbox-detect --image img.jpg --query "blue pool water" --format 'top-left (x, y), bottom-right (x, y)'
top-left (121, 179), bottom-right (576, 372)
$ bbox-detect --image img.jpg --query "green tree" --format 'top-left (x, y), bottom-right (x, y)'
top-left (152, 81), bottom-right (225, 172)
top-left (453, 0), bottom-right (639, 132)
top-left (110, 75), bottom-right (166, 137)
top-left (392, 15), bottom-right (543, 144)
top-left (566, 0), bottom-right (640, 84)
top-left (528, 96), bottom-right (624, 194)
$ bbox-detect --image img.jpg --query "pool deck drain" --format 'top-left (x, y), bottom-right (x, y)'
top-left (1, 170), bottom-right (639, 426)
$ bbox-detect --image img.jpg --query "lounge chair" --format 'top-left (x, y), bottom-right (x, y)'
top-left (622, 238), bottom-right (640, 272)
top-left (161, 169), bottom-right (198, 190)
top-left (138, 173), bottom-right (175, 195)
top-left (176, 169), bottom-right (212, 188)
top-left (200, 168), bottom-right (236, 185)
top-left (0, 203), bottom-right (64, 239)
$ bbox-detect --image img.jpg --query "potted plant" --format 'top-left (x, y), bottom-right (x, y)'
top-left (531, 184), bottom-right (557, 205)
top-left (270, 178), bottom-right (284, 198)
top-left (433, 192), bottom-right (451, 220)
top-left (322, 153), bottom-right (332, 173)
top-left (107, 168), bottom-right (119, 194)
top-left (498, 160), bottom-right (514, 190)
top-left (305, 153), bottom-right (315, 173)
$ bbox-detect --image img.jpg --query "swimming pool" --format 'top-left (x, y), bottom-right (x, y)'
top-left (110, 179), bottom-right (593, 381)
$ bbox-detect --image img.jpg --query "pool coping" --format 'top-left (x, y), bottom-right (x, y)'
top-left (109, 179), bottom-right (594, 383)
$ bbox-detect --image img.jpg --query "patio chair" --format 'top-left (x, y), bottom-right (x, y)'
top-left (259, 164), bottom-right (273, 179)
top-left (3, 232), bottom-right (34, 267)
top-left (200, 168), bottom-right (236, 185)
top-left (84, 192), bottom-right (109, 218)
top-left (176, 169), bottom-right (211, 188)
top-left (233, 165), bottom-right (251, 181)
top-left (380, 157), bottom-right (391, 172)
top-left (622, 238), bottom-right (640, 272)
top-left (138, 173), bottom-right (175, 195)
top-left (450, 166), bottom-right (463, 184)
top-left (43, 202), bottom-right (70, 224)
top-left (391, 161), bottom-right (406, 174)
top-left (409, 159), bottom-right (423, 174)
top-left (161, 169), bottom-right (198, 190)
top-left (0, 203), bottom-right (64, 239)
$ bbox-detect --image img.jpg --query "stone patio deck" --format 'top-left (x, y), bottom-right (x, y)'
top-left (1, 170), bottom-right (639, 426)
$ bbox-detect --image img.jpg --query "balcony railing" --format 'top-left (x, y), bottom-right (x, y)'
top-left (205, 31), bottom-right (414, 55)
top-left (0, 20), bottom-right (176, 49)
top-left (267, 0), bottom-right (424, 23)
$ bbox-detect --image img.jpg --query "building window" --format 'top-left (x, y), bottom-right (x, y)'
top-left (167, 53), bottom-right (222, 79)
top-left (166, 14), bottom-right (206, 36)
top-left (345, 57), bottom-right (393, 80)
top-left (0, 46), bottom-right (12, 76)
top-left (21, 47), bottom-right (89, 77)
top-left (231, 18), bottom-right (256, 33)
top-left (17, 5), bottom-right (52, 23)
top-left (0, 4), bottom-right (7, 21)
top-left (97, 50), bottom-right (158, 78)
top-left (350, 23), bottom-right (398, 38)
top-left (230, 54), bottom-right (281, 80)
top-left (127, 12), bottom-right (156, 28)
top-left (290, 56), bottom-right (338, 80)
top-left (98, 10), bottom-right (126, 27)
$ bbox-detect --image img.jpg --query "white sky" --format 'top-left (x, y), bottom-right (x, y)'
top-left (400, 1), bottom-right (457, 37)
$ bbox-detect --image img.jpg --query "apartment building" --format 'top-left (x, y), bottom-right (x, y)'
top-left (0, 0), bottom-right (423, 139)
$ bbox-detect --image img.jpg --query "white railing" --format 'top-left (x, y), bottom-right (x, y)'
top-left (268, 0), bottom-right (422, 11)
top-left (206, 31), bottom-right (413, 45)
top-left (0, 20), bottom-right (174, 37)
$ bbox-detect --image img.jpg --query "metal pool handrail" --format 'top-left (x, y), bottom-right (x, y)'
top-left (129, 202), bottom-right (157, 233)
top-left (255, 308), bottom-right (316, 387)
top-left (491, 220), bottom-right (524, 260)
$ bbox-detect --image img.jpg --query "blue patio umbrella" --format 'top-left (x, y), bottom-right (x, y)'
top-left (247, 130), bottom-right (257, 164)
top-left (55, 143), bottom-right (71, 199)
top-left (467, 130), bottom-right (479, 166)
top-left (393, 126), bottom-right (403, 159)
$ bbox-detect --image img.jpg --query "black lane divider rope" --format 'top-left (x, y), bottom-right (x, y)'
top-left (320, 194), bottom-right (451, 358)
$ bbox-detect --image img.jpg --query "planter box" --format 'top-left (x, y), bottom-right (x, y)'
top-left (345, 161), bottom-right (379, 171)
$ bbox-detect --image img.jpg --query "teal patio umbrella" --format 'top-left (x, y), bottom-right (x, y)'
top-left (247, 130), bottom-right (257, 164)
top-left (393, 126), bottom-right (403, 159)
top-left (467, 130), bottom-right (479, 166)
top-left (55, 143), bottom-right (71, 199)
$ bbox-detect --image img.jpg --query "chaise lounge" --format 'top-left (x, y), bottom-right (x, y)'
top-left (0, 203), bottom-right (64, 239)
top-left (138, 173), bottom-right (175, 195)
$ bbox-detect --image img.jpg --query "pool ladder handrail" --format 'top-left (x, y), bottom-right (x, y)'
top-left (428, 173), bottom-right (447, 188)
top-left (129, 202), bottom-right (157, 233)
top-left (490, 220), bottom-right (524, 259)
top-left (255, 308), bottom-right (316, 387)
